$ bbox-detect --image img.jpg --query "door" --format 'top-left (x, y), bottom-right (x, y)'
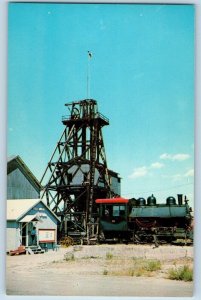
top-left (21, 222), bottom-right (28, 246)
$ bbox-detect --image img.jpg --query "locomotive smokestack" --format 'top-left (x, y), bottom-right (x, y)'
top-left (177, 194), bottom-right (183, 205)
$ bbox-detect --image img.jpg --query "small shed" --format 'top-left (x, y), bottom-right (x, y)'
top-left (7, 199), bottom-right (60, 252)
top-left (108, 169), bottom-right (121, 196)
top-left (7, 156), bottom-right (41, 199)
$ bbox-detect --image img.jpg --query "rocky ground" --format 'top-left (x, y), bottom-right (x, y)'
top-left (6, 244), bottom-right (193, 297)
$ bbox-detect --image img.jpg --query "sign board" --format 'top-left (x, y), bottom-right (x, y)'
top-left (38, 229), bottom-right (56, 243)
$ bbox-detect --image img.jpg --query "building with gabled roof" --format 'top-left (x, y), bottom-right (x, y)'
top-left (7, 199), bottom-right (60, 252)
top-left (7, 156), bottom-right (41, 199)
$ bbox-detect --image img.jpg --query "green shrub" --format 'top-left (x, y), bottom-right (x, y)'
top-left (106, 252), bottom-right (113, 260)
top-left (145, 260), bottom-right (162, 272)
top-left (168, 265), bottom-right (193, 281)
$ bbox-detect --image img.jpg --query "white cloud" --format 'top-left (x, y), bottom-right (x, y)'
top-left (172, 154), bottom-right (190, 161)
top-left (150, 162), bottom-right (164, 169)
top-left (160, 153), bottom-right (172, 160)
top-left (128, 162), bottom-right (164, 179)
top-left (128, 166), bottom-right (148, 179)
top-left (160, 153), bottom-right (190, 161)
top-left (184, 169), bottom-right (194, 177)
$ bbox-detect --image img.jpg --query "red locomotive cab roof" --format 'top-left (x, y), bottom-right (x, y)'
top-left (95, 197), bottom-right (129, 204)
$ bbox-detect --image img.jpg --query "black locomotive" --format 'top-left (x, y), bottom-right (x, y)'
top-left (95, 194), bottom-right (193, 245)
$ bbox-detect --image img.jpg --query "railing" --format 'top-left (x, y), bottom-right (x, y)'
top-left (62, 112), bottom-right (109, 123)
top-left (62, 115), bottom-right (74, 121)
top-left (96, 112), bottom-right (109, 123)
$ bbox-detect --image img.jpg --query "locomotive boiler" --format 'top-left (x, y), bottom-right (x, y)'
top-left (95, 194), bottom-right (193, 245)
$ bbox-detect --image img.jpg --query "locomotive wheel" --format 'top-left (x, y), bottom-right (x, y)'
top-left (133, 234), bottom-right (143, 244)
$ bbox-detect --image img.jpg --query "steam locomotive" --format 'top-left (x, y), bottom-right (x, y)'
top-left (95, 194), bottom-right (193, 245)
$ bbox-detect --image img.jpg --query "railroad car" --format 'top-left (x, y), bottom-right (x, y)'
top-left (95, 194), bottom-right (193, 245)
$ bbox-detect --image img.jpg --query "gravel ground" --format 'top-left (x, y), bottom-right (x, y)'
top-left (6, 244), bottom-right (193, 297)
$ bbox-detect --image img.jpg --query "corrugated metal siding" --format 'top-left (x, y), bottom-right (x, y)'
top-left (65, 164), bottom-right (121, 194)
top-left (7, 168), bottom-right (40, 199)
top-left (110, 176), bottom-right (121, 195)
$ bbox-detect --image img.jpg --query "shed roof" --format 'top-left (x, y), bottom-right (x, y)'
top-left (7, 199), bottom-right (60, 222)
top-left (95, 197), bottom-right (129, 204)
top-left (19, 214), bottom-right (41, 223)
top-left (7, 155), bottom-right (42, 190)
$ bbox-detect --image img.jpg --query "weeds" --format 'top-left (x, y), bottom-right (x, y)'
top-left (106, 258), bottom-right (162, 277)
top-left (145, 260), bottom-right (161, 272)
top-left (106, 252), bottom-right (113, 260)
top-left (168, 265), bottom-right (193, 282)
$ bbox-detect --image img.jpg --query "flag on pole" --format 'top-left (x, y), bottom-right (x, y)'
top-left (88, 51), bottom-right (92, 58)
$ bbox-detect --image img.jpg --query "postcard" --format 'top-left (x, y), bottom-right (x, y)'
top-left (6, 2), bottom-right (194, 297)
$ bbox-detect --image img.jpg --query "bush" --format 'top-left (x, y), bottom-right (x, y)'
top-left (145, 260), bottom-right (162, 272)
top-left (106, 252), bottom-right (113, 260)
top-left (168, 265), bottom-right (193, 281)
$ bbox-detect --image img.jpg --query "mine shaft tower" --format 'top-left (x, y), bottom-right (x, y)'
top-left (40, 99), bottom-right (112, 242)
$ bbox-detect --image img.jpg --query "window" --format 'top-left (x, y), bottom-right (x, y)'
top-left (102, 204), bottom-right (126, 220)
top-left (113, 206), bottom-right (120, 216)
top-left (113, 205), bottom-right (125, 217)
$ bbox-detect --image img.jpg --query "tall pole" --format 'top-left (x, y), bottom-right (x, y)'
top-left (87, 51), bottom-right (92, 99)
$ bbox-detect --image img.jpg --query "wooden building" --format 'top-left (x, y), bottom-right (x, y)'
top-left (7, 199), bottom-right (60, 252)
top-left (7, 156), bottom-right (41, 199)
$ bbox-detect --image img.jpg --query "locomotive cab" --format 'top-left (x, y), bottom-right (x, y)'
top-left (95, 197), bottom-right (129, 242)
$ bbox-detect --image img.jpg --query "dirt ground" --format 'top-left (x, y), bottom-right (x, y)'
top-left (6, 244), bottom-right (193, 297)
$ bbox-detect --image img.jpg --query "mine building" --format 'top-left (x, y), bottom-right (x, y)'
top-left (7, 156), bottom-right (41, 199)
top-left (7, 199), bottom-right (60, 253)
top-left (108, 169), bottom-right (121, 196)
top-left (7, 156), bottom-right (60, 253)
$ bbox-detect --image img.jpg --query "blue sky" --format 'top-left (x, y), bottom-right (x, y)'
top-left (8, 3), bottom-right (194, 207)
